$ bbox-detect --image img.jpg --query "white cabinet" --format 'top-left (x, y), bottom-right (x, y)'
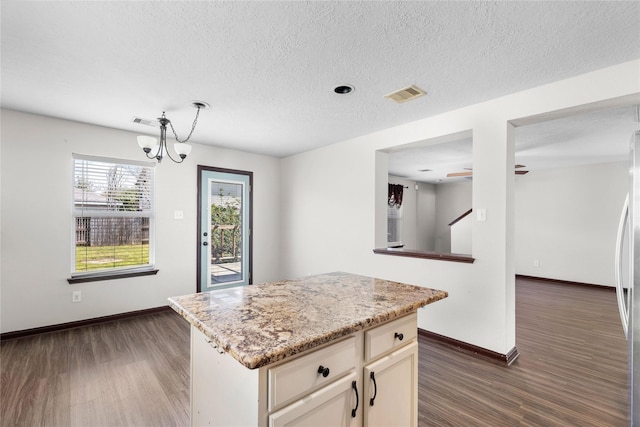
top-left (365, 313), bottom-right (417, 361)
top-left (267, 336), bottom-right (358, 411)
top-left (190, 312), bottom-right (418, 427)
top-left (363, 313), bottom-right (419, 427)
top-left (363, 342), bottom-right (418, 427)
top-left (268, 373), bottom-right (359, 427)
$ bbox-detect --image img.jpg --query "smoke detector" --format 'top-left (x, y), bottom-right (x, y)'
top-left (384, 85), bottom-right (426, 103)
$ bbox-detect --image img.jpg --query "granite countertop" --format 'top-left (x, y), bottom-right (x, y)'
top-left (168, 272), bottom-right (447, 369)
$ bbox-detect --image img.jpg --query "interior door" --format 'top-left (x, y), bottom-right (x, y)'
top-left (197, 166), bottom-right (252, 291)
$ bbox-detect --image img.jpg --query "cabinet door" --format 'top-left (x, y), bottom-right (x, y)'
top-left (269, 373), bottom-right (359, 427)
top-left (363, 341), bottom-right (418, 427)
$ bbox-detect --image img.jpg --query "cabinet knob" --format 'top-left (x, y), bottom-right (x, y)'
top-left (203, 241), bottom-right (208, 246)
top-left (394, 332), bottom-right (404, 341)
top-left (317, 365), bottom-right (330, 377)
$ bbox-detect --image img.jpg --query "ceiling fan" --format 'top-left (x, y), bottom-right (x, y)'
top-left (446, 164), bottom-right (529, 178)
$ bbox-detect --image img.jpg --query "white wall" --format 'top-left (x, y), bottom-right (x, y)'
top-left (0, 110), bottom-right (282, 333)
top-left (515, 161), bottom-right (628, 286)
top-left (281, 60), bottom-right (640, 356)
top-left (434, 181), bottom-right (473, 253)
top-left (451, 214), bottom-right (472, 255)
top-left (416, 182), bottom-right (436, 251)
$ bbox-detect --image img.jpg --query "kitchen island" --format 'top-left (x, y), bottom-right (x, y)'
top-left (169, 272), bottom-right (447, 427)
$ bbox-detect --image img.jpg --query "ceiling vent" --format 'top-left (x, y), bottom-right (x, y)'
top-left (384, 85), bottom-right (426, 103)
top-left (132, 117), bottom-right (158, 127)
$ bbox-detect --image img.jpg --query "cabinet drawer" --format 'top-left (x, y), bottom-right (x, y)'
top-left (268, 372), bottom-right (358, 427)
top-left (268, 336), bottom-right (357, 411)
top-left (365, 313), bottom-right (417, 362)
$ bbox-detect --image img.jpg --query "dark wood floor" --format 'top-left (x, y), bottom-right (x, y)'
top-left (419, 277), bottom-right (629, 426)
top-left (1, 277), bottom-right (629, 426)
top-left (0, 311), bottom-right (191, 426)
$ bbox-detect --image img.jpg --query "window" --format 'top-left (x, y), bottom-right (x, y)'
top-left (387, 203), bottom-right (403, 247)
top-left (70, 154), bottom-right (156, 283)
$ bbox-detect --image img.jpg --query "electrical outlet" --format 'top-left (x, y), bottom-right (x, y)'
top-left (72, 290), bottom-right (82, 303)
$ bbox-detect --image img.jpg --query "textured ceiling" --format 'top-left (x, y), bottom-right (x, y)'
top-left (389, 105), bottom-right (640, 184)
top-left (1, 1), bottom-right (639, 159)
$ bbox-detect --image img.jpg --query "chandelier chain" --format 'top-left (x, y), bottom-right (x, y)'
top-left (168, 106), bottom-right (202, 143)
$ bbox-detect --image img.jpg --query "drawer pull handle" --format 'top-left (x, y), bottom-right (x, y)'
top-left (394, 332), bottom-right (404, 341)
top-left (317, 365), bottom-right (330, 377)
top-left (369, 371), bottom-right (377, 406)
top-left (351, 381), bottom-right (359, 417)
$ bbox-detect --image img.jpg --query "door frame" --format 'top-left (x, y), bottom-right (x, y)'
top-left (197, 165), bottom-right (253, 292)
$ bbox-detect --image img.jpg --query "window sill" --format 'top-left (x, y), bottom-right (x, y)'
top-left (67, 269), bottom-right (159, 284)
top-left (373, 248), bottom-right (475, 264)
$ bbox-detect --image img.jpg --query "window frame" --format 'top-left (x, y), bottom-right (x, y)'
top-left (68, 154), bottom-right (158, 284)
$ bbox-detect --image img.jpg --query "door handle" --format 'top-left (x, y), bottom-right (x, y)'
top-left (615, 194), bottom-right (629, 339)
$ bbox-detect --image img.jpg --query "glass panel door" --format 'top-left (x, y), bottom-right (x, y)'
top-left (198, 166), bottom-right (252, 291)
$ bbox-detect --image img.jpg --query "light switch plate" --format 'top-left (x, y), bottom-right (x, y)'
top-left (72, 290), bottom-right (81, 303)
top-left (477, 208), bottom-right (487, 222)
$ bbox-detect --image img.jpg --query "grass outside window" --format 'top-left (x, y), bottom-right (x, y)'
top-left (75, 244), bottom-right (150, 272)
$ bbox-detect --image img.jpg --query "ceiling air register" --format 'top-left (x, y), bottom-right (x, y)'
top-left (384, 85), bottom-right (426, 103)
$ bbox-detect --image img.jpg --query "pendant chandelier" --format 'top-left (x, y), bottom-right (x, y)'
top-left (137, 101), bottom-right (208, 163)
